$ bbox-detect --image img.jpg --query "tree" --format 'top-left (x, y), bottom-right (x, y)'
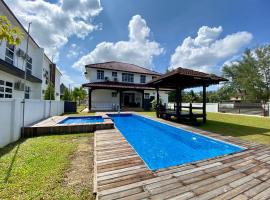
top-left (0, 16), bottom-right (24, 45)
top-left (62, 88), bottom-right (72, 101)
top-left (222, 48), bottom-right (267, 102)
top-left (44, 82), bottom-right (55, 100)
top-left (72, 87), bottom-right (87, 105)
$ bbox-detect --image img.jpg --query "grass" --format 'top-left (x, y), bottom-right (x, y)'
top-left (0, 133), bottom-right (93, 199)
top-left (62, 105), bottom-right (95, 117)
top-left (138, 111), bottom-right (270, 145)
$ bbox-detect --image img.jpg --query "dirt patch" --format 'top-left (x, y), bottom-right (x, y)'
top-left (63, 135), bottom-right (94, 199)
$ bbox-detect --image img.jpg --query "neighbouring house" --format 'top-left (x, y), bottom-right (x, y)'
top-left (83, 61), bottom-right (169, 111)
top-left (0, 0), bottom-right (61, 100)
top-left (60, 83), bottom-right (67, 99)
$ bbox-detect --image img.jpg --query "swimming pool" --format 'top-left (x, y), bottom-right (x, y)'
top-left (58, 116), bottom-right (104, 124)
top-left (109, 114), bottom-right (244, 170)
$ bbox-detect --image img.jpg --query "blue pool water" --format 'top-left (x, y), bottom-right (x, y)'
top-left (58, 116), bottom-right (104, 124)
top-left (109, 114), bottom-right (244, 170)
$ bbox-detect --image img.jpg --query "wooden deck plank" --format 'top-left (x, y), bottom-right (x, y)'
top-left (94, 114), bottom-right (270, 200)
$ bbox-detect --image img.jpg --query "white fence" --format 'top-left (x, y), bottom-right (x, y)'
top-left (167, 103), bottom-right (219, 113)
top-left (0, 99), bottom-right (64, 148)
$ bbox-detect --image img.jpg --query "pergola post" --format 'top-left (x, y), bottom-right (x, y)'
top-left (176, 87), bottom-right (182, 122)
top-left (156, 86), bottom-right (160, 117)
top-left (141, 90), bottom-right (144, 110)
top-left (88, 89), bottom-right (92, 111)
top-left (203, 85), bottom-right (207, 123)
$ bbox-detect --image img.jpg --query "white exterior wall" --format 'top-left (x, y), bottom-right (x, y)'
top-left (91, 89), bottom-right (120, 110)
top-left (168, 102), bottom-right (219, 113)
top-left (144, 89), bottom-right (169, 105)
top-left (55, 68), bottom-right (61, 100)
top-left (85, 68), bottom-right (154, 84)
top-left (0, 99), bottom-right (64, 148)
top-left (0, 1), bottom-right (61, 100)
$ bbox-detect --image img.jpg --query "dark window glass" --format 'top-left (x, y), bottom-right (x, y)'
top-left (5, 88), bottom-right (12, 93)
top-left (0, 87), bottom-right (4, 92)
top-left (0, 80), bottom-right (4, 85)
top-left (0, 93), bottom-right (4, 98)
top-left (5, 44), bottom-right (15, 65)
top-left (144, 93), bottom-right (150, 99)
top-left (6, 81), bottom-right (13, 87)
top-left (5, 94), bottom-right (12, 98)
top-left (122, 73), bottom-right (134, 83)
top-left (112, 92), bottom-right (117, 97)
top-left (97, 70), bottom-right (104, 80)
top-left (112, 71), bottom-right (117, 77)
top-left (140, 75), bottom-right (146, 83)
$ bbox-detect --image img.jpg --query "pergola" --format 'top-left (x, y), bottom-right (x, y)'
top-left (147, 67), bottom-right (227, 124)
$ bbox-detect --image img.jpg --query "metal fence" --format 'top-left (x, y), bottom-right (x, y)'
top-left (218, 103), bottom-right (269, 116)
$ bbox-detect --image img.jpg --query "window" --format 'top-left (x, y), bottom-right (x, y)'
top-left (112, 92), bottom-right (117, 97)
top-left (112, 71), bottom-right (117, 77)
top-left (97, 70), bottom-right (104, 80)
top-left (25, 86), bottom-right (30, 99)
top-left (5, 44), bottom-right (15, 65)
top-left (144, 93), bottom-right (150, 99)
top-left (0, 80), bottom-right (13, 98)
top-left (140, 75), bottom-right (146, 83)
top-left (122, 73), bottom-right (134, 83)
top-left (26, 56), bottom-right (32, 75)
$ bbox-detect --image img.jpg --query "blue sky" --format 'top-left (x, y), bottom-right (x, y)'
top-left (6, 0), bottom-right (270, 88)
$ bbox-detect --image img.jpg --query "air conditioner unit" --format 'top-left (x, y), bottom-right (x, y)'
top-left (14, 81), bottom-right (25, 91)
top-left (16, 48), bottom-right (26, 58)
top-left (105, 77), bottom-right (109, 81)
top-left (113, 77), bottom-right (118, 82)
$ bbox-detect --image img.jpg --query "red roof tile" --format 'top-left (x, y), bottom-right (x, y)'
top-left (85, 61), bottom-right (162, 76)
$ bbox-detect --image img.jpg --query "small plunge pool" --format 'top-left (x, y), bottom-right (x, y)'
top-left (58, 116), bottom-right (104, 125)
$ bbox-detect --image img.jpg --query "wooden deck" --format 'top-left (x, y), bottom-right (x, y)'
top-left (94, 115), bottom-right (270, 200)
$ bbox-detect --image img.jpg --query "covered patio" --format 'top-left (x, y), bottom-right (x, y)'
top-left (147, 67), bottom-right (227, 124)
top-left (82, 82), bottom-right (154, 111)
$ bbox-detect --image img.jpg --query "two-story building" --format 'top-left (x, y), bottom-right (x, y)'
top-left (0, 0), bottom-right (61, 100)
top-left (83, 61), bottom-right (169, 111)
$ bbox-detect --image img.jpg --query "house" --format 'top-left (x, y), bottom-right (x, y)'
top-left (0, 0), bottom-right (61, 100)
top-left (83, 61), bottom-right (169, 111)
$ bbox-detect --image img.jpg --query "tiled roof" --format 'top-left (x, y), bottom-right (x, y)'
top-left (82, 81), bottom-right (153, 90)
top-left (85, 61), bottom-right (162, 76)
top-left (147, 67), bottom-right (228, 89)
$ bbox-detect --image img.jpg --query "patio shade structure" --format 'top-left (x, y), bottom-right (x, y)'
top-left (147, 67), bottom-right (228, 123)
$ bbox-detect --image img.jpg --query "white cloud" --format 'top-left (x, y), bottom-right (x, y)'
top-left (5, 0), bottom-right (102, 60)
top-left (170, 26), bottom-right (253, 72)
top-left (72, 15), bottom-right (163, 71)
top-left (67, 43), bottom-right (80, 58)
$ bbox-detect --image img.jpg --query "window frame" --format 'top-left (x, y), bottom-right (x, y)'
top-left (144, 93), bottom-right (150, 99)
top-left (26, 56), bottom-right (32, 75)
top-left (140, 75), bottom-right (146, 83)
top-left (5, 44), bottom-right (15, 65)
top-left (0, 80), bottom-right (13, 99)
top-left (25, 86), bottom-right (30, 99)
top-left (97, 70), bottom-right (104, 80)
top-left (122, 73), bottom-right (134, 83)
top-left (112, 71), bottom-right (117, 77)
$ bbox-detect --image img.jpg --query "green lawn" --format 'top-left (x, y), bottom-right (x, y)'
top-left (138, 111), bottom-right (270, 145)
top-left (0, 133), bottom-right (93, 200)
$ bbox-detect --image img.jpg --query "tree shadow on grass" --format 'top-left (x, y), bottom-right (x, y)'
top-left (197, 119), bottom-right (270, 139)
top-left (0, 139), bottom-right (26, 183)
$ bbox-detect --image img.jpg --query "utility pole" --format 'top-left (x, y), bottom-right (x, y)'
top-left (22, 22), bottom-right (31, 137)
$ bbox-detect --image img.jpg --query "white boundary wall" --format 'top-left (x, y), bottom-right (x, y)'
top-left (0, 99), bottom-right (64, 148)
top-left (168, 103), bottom-right (219, 113)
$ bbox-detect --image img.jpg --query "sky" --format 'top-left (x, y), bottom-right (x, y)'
top-left (5, 0), bottom-right (270, 89)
